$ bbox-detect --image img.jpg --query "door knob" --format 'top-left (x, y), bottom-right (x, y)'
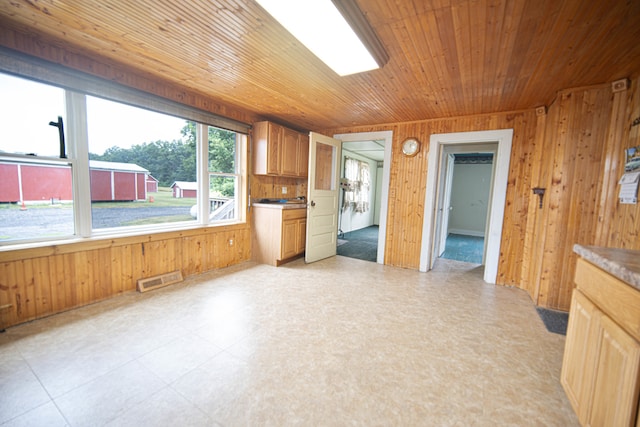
top-left (310, 200), bottom-right (316, 207)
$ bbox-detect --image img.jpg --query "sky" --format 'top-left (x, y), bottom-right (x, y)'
top-left (0, 73), bottom-right (187, 157)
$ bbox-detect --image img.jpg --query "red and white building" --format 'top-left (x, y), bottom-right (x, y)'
top-left (170, 181), bottom-right (197, 198)
top-left (0, 159), bottom-right (150, 203)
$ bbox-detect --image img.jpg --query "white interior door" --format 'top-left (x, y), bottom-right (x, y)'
top-left (305, 132), bottom-right (341, 263)
top-left (438, 153), bottom-right (455, 256)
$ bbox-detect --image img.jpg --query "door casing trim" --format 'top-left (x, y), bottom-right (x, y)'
top-left (420, 129), bottom-right (513, 283)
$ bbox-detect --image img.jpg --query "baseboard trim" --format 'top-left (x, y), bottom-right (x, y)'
top-left (448, 229), bottom-right (485, 237)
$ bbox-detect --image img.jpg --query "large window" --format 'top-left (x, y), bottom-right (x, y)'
top-left (0, 71), bottom-right (247, 245)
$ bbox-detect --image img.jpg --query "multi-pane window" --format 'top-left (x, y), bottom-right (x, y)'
top-left (0, 72), bottom-right (246, 245)
top-left (87, 96), bottom-right (197, 230)
top-left (0, 73), bottom-right (75, 241)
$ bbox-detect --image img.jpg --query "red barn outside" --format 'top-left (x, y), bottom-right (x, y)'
top-left (0, 159), bottom-right (150, 203)
top-left (170, 181), bottom-right (197, 198)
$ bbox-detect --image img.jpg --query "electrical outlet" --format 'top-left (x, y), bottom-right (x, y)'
top-left (282, 186), bottom-right (287, 194)
top-left (229, 239), bottom-right (234, 246)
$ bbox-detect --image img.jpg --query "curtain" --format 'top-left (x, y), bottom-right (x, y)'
top-left (342, 156), bottom-right (370, 213)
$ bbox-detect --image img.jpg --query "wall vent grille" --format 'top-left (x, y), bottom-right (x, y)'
top-left (137, 270), bottom-right (183, 293)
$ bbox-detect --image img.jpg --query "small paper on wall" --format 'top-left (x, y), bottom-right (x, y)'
top-left (619, 171), bottom-right (640, 204)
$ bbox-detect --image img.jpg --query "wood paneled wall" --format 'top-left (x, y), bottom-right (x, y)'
top-left (322, 111), bottom-right (540, 272)
top-left (250, 174), bottom-right (307, 200)
top-left (0, 224), bottom-right (250, 329)
top-left (322, 76), bottom-right (640, 311)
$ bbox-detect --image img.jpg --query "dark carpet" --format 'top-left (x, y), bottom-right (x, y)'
top-left (441, 233), bottom-right (484, 264)
top-left (536, 307), bottom-right (569, 335)
top-left (337, 225), bottom-right (379, 262)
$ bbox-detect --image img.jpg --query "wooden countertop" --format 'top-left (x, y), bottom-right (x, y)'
top-left (573, 244), bottom-right (640, 290)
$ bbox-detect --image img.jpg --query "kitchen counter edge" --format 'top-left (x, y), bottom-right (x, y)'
top-left (573, 244), bottom-right (640, 290)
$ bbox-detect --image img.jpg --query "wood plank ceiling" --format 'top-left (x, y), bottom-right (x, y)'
top-left (1, 0), bottom-right (639, 131)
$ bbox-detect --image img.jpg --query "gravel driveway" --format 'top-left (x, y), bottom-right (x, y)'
top-left (0, 206), bottom-right (192, 242)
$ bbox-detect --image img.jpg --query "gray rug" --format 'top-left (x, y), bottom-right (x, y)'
top-left (536, 307), bottom-right (569, 335)
top-left (337, 226), bottom-right (378, 262)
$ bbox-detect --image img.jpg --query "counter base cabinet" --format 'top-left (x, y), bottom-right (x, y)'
top-left (561, 258), bottom-right (640, 427)
top-left (252, 206), bottom-right (306, 266)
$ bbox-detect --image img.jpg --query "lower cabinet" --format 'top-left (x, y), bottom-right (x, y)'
top-left (252, 205), bottom-right (306, 266)
top-left (561, 258), bottom-right (640, 427)
top-left (281, 214), bottom-right (306, 260)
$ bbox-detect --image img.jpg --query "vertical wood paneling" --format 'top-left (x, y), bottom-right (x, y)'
top-left (323, 110), bottom-right (539, 271)
top-left (521, 107), bottom-right (548, 300)
top-left (0, 224), bottom-right (250, 328)
top-left (323, 78), bottom-right (638, 311)
top-left (596, 77), bottom-right (640, 249)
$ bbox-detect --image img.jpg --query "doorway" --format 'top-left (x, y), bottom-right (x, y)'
top-left (333, 131), bottom-right (392, 264)
top-left (336, 140), bottom-right (383, 262)
top-left (420, 129), bottom-right (513, 283)
top-left (438, 150), bottom-right (495, 264)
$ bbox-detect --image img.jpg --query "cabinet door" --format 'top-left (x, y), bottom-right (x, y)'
top-left (561, 290), bottom-right (601, 424)
top-left (589, 314), bottom-right (640, 427)
top-left (281, 219), bottom-right (298, 259)
top-left (281, 127), bottom-right (299, 176)
top-left (296, 219), bottom-right (307, 254)
top-left (267, 122), bottom-right (282, 175)
top-left (297, 133), bottom-right (309, 177)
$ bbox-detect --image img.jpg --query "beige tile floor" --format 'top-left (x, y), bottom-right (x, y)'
top-left (0, 256), bottom-right (579, 426)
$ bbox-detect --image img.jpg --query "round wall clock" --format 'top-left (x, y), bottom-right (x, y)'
top-left (402, 137), bottom-right (421, 157)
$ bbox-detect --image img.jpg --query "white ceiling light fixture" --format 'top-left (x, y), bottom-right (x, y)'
top-left (255, 0), bottom-right (389, 76)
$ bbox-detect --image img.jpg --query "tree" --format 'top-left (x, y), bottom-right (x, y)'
top-left (182, 121), bottom-right (236, 197)
top-left (89, 121), bottom-right (236, 196)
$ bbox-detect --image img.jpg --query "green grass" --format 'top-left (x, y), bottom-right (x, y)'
top-left (92, 188), bottom-right (195, 209)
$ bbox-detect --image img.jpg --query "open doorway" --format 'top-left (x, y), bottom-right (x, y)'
top-left (333, 131), bottom-right (392, 264)
top-left (336, 140), bottom-right (384, 262)
top-left (438, 150), bottom-right (495, 264)
top-left (421, 129), bottom-right (513, 284)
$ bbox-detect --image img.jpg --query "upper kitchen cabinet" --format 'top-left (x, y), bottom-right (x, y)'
top-left (253, 121), bottom-right (309, 178)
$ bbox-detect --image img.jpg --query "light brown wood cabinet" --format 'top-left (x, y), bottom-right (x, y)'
top-left (253, 121), bottom-right (309, 178)
top-left (561, 257), bottom-right (640, 427)
top-left (251, 205), bottom-right (306, 266)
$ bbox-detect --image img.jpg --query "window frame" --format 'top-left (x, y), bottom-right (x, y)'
top-left (0, 51), bottom-right (249, 247)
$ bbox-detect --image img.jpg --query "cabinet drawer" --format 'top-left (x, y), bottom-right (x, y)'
top-left (282, 208), bottom-right (306, 221)
top-left (575, 258), bottom-right (640, 342)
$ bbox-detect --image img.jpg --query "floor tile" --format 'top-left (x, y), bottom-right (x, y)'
top-left (136, 334), bottom-right (223, 384)
top-left (0, 401), bottom-right (68, 427)
top-left (1, 257), bottom-right (580, 426)
top-left (104, 387), bottom-right (215, 427)
top-left (0, 367), bottom-right (51, 424)
top-left (53, 360), bottom-right (166, 427)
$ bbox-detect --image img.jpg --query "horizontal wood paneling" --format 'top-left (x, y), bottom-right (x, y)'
top-left (0, 224), bottom-right (250, 329)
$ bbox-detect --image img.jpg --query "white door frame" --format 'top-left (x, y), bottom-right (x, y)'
top-left (333, 130), bottom-right (392, 264)
top-left (420, 129), bottom-right (513, 283)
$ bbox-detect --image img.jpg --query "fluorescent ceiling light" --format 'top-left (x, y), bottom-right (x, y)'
top-left (256, 0), bottom-right (386, 76)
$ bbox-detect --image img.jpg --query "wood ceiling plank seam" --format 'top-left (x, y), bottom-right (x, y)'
top-left (480, 0), bottom-right (506, 111)
top-left (512, 1), bottom-right (559, 112)
top-left (67, 0), bottom-right (270, 86)
top-left (435, 7), bottom-right (466, 115)
top-left (494, 0), bottom-right (529, 111)
top-left (558, 1), bottom-right (630, 78)
top-left (527, 0), bottom-right (591, 94)
top-left (450, 1), bottom-right (475, 114)
top-left (410, 14), bottom-right (449, 113)
top-left (565, 4), bottom-right (640, 84)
